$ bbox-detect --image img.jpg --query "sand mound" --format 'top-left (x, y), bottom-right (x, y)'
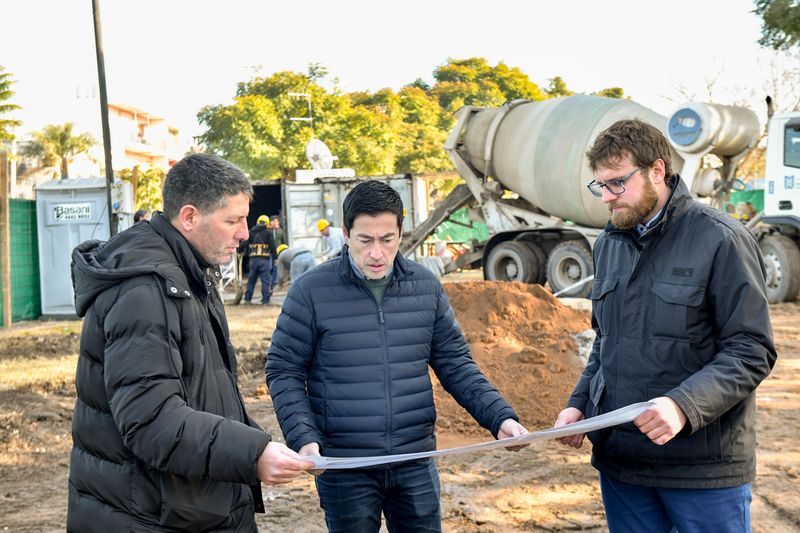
top-left (434, 281), bottom-right (591, 437)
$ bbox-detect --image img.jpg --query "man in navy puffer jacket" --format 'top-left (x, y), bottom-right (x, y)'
top-left (266, 180), bottom-right (527, 532)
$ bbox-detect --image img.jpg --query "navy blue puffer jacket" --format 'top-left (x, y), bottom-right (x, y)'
top-left (266, 248), bottom-right (517, 458)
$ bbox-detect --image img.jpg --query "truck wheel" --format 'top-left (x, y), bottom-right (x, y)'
top-left (760, 234), bottom-right (800, 303)
top-left (484, 241), bottom-right (542, 284)
top-left (547, 241), bottom-right (593, 298)
top-left (521, 241), bottom-right (548, 285)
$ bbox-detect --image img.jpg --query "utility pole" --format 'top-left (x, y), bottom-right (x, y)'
top-left (0, 150), bottom-right (11, 327)
top-left (92, 0), bottom-right (117, 236)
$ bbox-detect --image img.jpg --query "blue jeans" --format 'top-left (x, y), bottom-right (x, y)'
top-left (600, 473), bottom-right (751, 533)
top-left (314, 459), bottom-right (441, 533)
top-left (244, 256), bottom-right (272, 303)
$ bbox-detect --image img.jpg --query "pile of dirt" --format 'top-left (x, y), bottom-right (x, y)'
top-left (434, 281), bottom-right (591, 437)
top-left (0, 332), bottom-right (79, 361)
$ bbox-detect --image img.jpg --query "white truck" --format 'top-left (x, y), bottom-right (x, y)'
top-left (407, 94), bottom-right (800, 303)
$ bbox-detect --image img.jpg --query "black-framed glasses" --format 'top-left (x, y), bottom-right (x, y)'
top-left (586, 167), bottom-right (642, 197)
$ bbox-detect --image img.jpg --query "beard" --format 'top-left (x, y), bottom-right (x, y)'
top-left (608, 176), bottom-right (659, 229)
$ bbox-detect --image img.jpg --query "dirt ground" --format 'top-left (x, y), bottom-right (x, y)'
top-left (1, 276), bottom-right (798, 532)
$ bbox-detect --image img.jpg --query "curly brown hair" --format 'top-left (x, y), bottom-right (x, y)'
top-left (586, 118), bottom-right (673, 177)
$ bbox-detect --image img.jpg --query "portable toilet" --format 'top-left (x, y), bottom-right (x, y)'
top-left (35, 178), bottom-right (112, 318)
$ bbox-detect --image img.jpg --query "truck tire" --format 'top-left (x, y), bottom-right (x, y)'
top-left (547, 241), bottom-right (593, 298)
top-left (484, 241), bottom-right (542, 284)
top-left (521, 241), bottom-right (548, 285)
top-left (760, 234), bottom-right (800, 303)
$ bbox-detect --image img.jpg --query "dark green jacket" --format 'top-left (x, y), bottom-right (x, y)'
top-left (68, 212), bottom-right (269, 532)
top-left (568, 177), bottom-right (777, 488)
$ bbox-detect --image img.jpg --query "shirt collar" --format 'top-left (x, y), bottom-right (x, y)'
top-left (635, 208), bottom-right (664, 236)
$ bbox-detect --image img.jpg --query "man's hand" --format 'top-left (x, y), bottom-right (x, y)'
top-left (497, 418), bottom-right (529, 451)
top-left (554, 407), bottom-right (586, 449)
top-left (634, 396), bottom-right (687, 445)
top-left (256, 442), bottom-right (315, 485)
top-left (298, 442), bottom-right (324, 476)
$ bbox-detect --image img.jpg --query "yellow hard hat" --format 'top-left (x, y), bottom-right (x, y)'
top-left (276, 244), bottom-right (289, 255)
top-left (317, 219), bottom-right (330, 231)
top-left (257, 215), bottom-right (269, 224)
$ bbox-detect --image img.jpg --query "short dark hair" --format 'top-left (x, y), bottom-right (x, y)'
top-left (270, 215), bottom-right (280, 222)
top-left (342, 180), bottom-right (404, 233)
top-left (586, 118), bottom-right (673, 177)
top-left (133, 209), bottom-right (149, 222)
top-left (162, 153), bottom-right (253, 220)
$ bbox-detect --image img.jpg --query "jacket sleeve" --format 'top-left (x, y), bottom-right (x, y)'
top-left (666, 230), bottom-right (777, 434)
top-left (102, 283), bottom-right (269, 484)
top-left (265, 283), bottom-right (323, 451)
top-left (428, 285), bottom-right (518, 437)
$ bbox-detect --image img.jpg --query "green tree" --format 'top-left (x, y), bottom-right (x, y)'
top-left (431, 58), bottom-right (545, 113)
top-left (755, 0), bottom-right (800, 49)
top-left (0, 66), bottom-right (22, 142)
top-left (594, 87), bottom-right (625, 99)
top-left (199, 70), bottom-right (399, 179)
top-left (21, 122), bottom-right (95, 179)
top-left (395, 86), bottom-right (451, 173)
top-left (545, 76), bottom-right (574, 98)
top-left (116, 166), bottom-right (165, 212)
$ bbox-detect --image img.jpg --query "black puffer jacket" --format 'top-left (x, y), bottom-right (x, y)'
top-left (68, 213), bottom-right (269, 532)
top-left (266, 248), bottom-right (518, 458)
top-left (568, 177), bottom-right (777, 488)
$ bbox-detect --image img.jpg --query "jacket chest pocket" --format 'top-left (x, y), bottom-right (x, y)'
top-left (650, 282), bottom-right (705, 340)
top-left (589, 278), bottom-right (618, 337)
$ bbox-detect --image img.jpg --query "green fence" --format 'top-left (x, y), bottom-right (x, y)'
top-left (0, 199), bottom-right (41, 324)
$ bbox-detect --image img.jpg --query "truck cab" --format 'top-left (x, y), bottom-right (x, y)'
top-left (758, 113), bottom-right (800, 302)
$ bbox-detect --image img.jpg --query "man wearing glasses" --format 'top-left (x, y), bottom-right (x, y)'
top-left (554, 119), bottom-right (776, 532)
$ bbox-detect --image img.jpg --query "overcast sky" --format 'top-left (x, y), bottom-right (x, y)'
top-left (2, 0), bottom-right (795, 141)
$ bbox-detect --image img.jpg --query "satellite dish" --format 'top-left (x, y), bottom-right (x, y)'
top-left (305, 139), bottom-right (336, 170)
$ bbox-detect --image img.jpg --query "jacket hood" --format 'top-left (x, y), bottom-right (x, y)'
top-left (71, 213), bottom-right (202, 317)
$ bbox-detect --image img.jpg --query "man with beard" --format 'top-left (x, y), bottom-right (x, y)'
top-left (554, 119), bottom-right (776, 532)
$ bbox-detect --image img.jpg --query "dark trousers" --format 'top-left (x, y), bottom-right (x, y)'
top-left (314, 459), bottom-right (441, 533)
top-left (244, 256), bottom-right (272, 304)
top-left (600, 473), bottom-right (751, 533)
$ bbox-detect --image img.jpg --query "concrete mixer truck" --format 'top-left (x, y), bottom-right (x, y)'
top-left (402, 94), bottom-right (800, 303)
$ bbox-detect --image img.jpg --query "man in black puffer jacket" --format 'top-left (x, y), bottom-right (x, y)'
top-left (266, 180), bottom-right (528, 533)
top-left (68, 153), bottom-right (313, 532)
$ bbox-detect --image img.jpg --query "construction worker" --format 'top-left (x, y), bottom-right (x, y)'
top-left (317, 218), bottom-right (345, 261)
top-left (241, 214), bottom-right (276, 305)
top-left (269, 216), bottom-right (286, 291)
top-left (274, 243), bottom-right (317, 287)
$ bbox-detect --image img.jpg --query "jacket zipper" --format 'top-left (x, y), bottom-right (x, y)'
top-left (358, 278), bottom-right (392, 454)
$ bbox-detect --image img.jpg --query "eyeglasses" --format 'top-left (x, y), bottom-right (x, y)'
top-left (586, 167), bottom-right (642, 197)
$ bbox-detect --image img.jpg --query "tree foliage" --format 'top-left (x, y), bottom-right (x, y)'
top-left (546, 76), bottom-right (574, 98)
top-left (755, 0), bottom-right (800, 49)
top-left (0, 66), bottom-right (22, 142)
top-left (196, 58), bottom-right (620, 180)
top-left (116, 166), bottom-right (165, 212)
top-left (20, 123), bottom-right (95, 179)
top-left (594, 87), bottom-right (626, 99)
